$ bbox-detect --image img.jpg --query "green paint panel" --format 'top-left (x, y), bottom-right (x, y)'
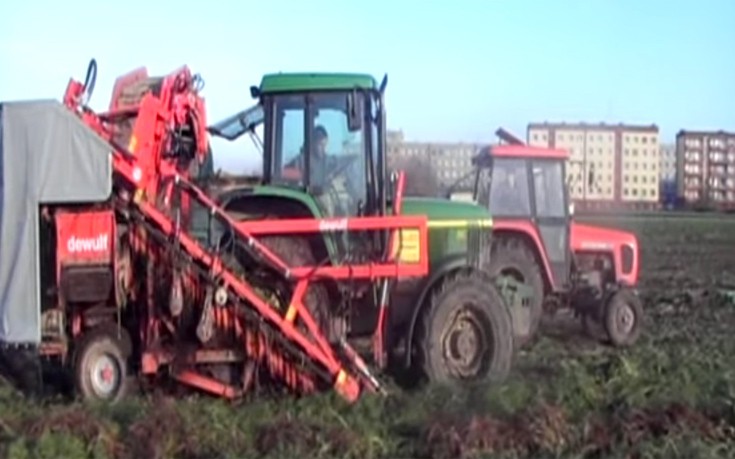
top-left (259, 73), bottom-right (377, 94)
top-left (398, 197), bottom-right (494, 266)
top-left (399, 197), bottom-right (493, 222)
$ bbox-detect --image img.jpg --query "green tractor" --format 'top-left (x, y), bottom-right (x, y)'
top-left (205, 73), bottom-right (525, 387)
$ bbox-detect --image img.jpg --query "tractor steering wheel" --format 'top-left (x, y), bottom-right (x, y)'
top-left (325, 154), bottom-right (361, 190)
top-left (324, 154), bottom-right (361, 212)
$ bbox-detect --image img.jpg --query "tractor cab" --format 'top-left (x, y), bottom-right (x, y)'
top-left (472, 145), bottom-right (573, 288)
top-left (209, 73), bottom-right (389, 221)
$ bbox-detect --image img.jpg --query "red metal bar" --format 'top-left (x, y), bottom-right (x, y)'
top-left (173, 370), bottom-right (241, 399)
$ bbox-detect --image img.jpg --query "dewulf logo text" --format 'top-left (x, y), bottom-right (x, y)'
top-left (67, 234), bottom-right (110, 253)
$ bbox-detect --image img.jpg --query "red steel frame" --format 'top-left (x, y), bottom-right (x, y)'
top-left (61, 65), bottom-right (429, 402)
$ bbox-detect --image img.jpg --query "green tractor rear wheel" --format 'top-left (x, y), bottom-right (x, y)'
top-left (415, 269), bottom-right (514, 386)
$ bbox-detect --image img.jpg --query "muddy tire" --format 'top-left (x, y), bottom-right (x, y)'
top-left (603, 288), bottom-right (643, 347)
top-left (73, 325), bottom-right (133, 404)
top-left (488, 237), bottom-right (545, 348)
top-left (415, 269), bottom-right (514, 386)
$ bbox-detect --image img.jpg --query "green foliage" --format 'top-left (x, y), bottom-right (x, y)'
top-left (2, 214), bottom-right (735, 458)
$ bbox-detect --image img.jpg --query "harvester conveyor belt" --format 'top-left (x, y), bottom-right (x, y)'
top-left (124, 203), bottom-right (333, 381)
top-left (113, 170), bottom-right (364, 401)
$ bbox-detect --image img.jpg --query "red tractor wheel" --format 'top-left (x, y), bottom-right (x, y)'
top-left (488, 237), bottom-right (545, 348)
top-left (72, 325), bottom-right (133, 404)
top-left (603, 288), bottom-right (643, 347)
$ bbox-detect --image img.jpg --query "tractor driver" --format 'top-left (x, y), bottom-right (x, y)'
top-left (284, 125), bottom-right (331, 185)
top-left (309, 125), bottom-right (330, 187)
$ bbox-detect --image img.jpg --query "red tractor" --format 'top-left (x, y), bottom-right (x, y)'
top-left (0, 59), bottom-right (433, 403)
top-left (465, 140), bottom-right (643, 348)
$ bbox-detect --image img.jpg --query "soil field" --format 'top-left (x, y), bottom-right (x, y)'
top-left (2, 214), bottom-right (735, 458)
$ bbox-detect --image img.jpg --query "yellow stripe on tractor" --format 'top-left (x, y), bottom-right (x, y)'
top-left (426, 219), bottom-right (493, 229)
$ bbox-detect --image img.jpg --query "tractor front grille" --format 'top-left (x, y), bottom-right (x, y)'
top-left (621, 244), bottom-right (635, 275)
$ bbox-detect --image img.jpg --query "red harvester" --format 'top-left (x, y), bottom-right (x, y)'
top-left (0, 59), bottom-right (429, 403)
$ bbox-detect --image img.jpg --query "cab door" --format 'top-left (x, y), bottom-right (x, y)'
top-left (530, 159), bottom-right (571, 288)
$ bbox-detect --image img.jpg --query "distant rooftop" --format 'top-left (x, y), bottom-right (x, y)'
top-left (259, 72), bottom-right (377, 93)
top-left (528, 121), bottom-right (659, 132)
top-left (675, 129), bottom-right (735, 138)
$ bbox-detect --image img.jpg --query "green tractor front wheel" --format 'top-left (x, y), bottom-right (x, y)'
top-left (415, 269), bottom-right (514, 386)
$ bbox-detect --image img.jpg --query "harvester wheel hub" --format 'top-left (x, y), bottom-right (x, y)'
top-left (90, 354), bottom-right (120, 397)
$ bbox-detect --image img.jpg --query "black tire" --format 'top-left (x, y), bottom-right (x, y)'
top-left (73, 325), bottom-right (133, 404)
top-left (415, 269), bottom-right (514, 386)
top-left (488, 237), bottom-right (545, 348)
top-left (603, 288), bottom-right (643, 347)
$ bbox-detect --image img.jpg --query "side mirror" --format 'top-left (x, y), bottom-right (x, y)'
top-left (347, 90), bottom-right (363, 132)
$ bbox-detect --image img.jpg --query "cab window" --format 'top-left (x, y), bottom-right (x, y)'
top-left (489, 158), bottom-right (531, 216)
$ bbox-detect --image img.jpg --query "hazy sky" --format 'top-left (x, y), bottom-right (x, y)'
top-left (1, 0), bottom-right (733, 173)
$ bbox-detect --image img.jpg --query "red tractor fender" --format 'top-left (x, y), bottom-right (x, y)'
top-left (491, 220), bottom-right (559, 291)
top-left (570, 222), bottom-right (640, 286)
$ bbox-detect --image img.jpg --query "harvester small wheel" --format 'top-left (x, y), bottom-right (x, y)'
top-left (488, 237), bottom-right (545, 348)
top-left (72, 326), bottom-right (133, 404)
top-left (603, 288), bottom-right (643, 347)
top-left (415, 269), bottom-right (514, 386)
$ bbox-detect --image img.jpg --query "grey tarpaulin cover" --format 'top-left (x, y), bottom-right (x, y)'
top-left (0, 100), bottom-right (113, 345)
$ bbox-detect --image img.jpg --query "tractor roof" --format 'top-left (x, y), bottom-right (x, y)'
top-left (259, 72), bottom-right (377, 94)
top-left (476, 144), bottom-right (570, 162)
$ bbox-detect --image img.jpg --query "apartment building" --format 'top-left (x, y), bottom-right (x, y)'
top-left (527, 122), bottom-right (660, 211)
top-left (386, 129), bottom-right (480, 192)
top-left (676, 130), bottom-right (735, 209)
